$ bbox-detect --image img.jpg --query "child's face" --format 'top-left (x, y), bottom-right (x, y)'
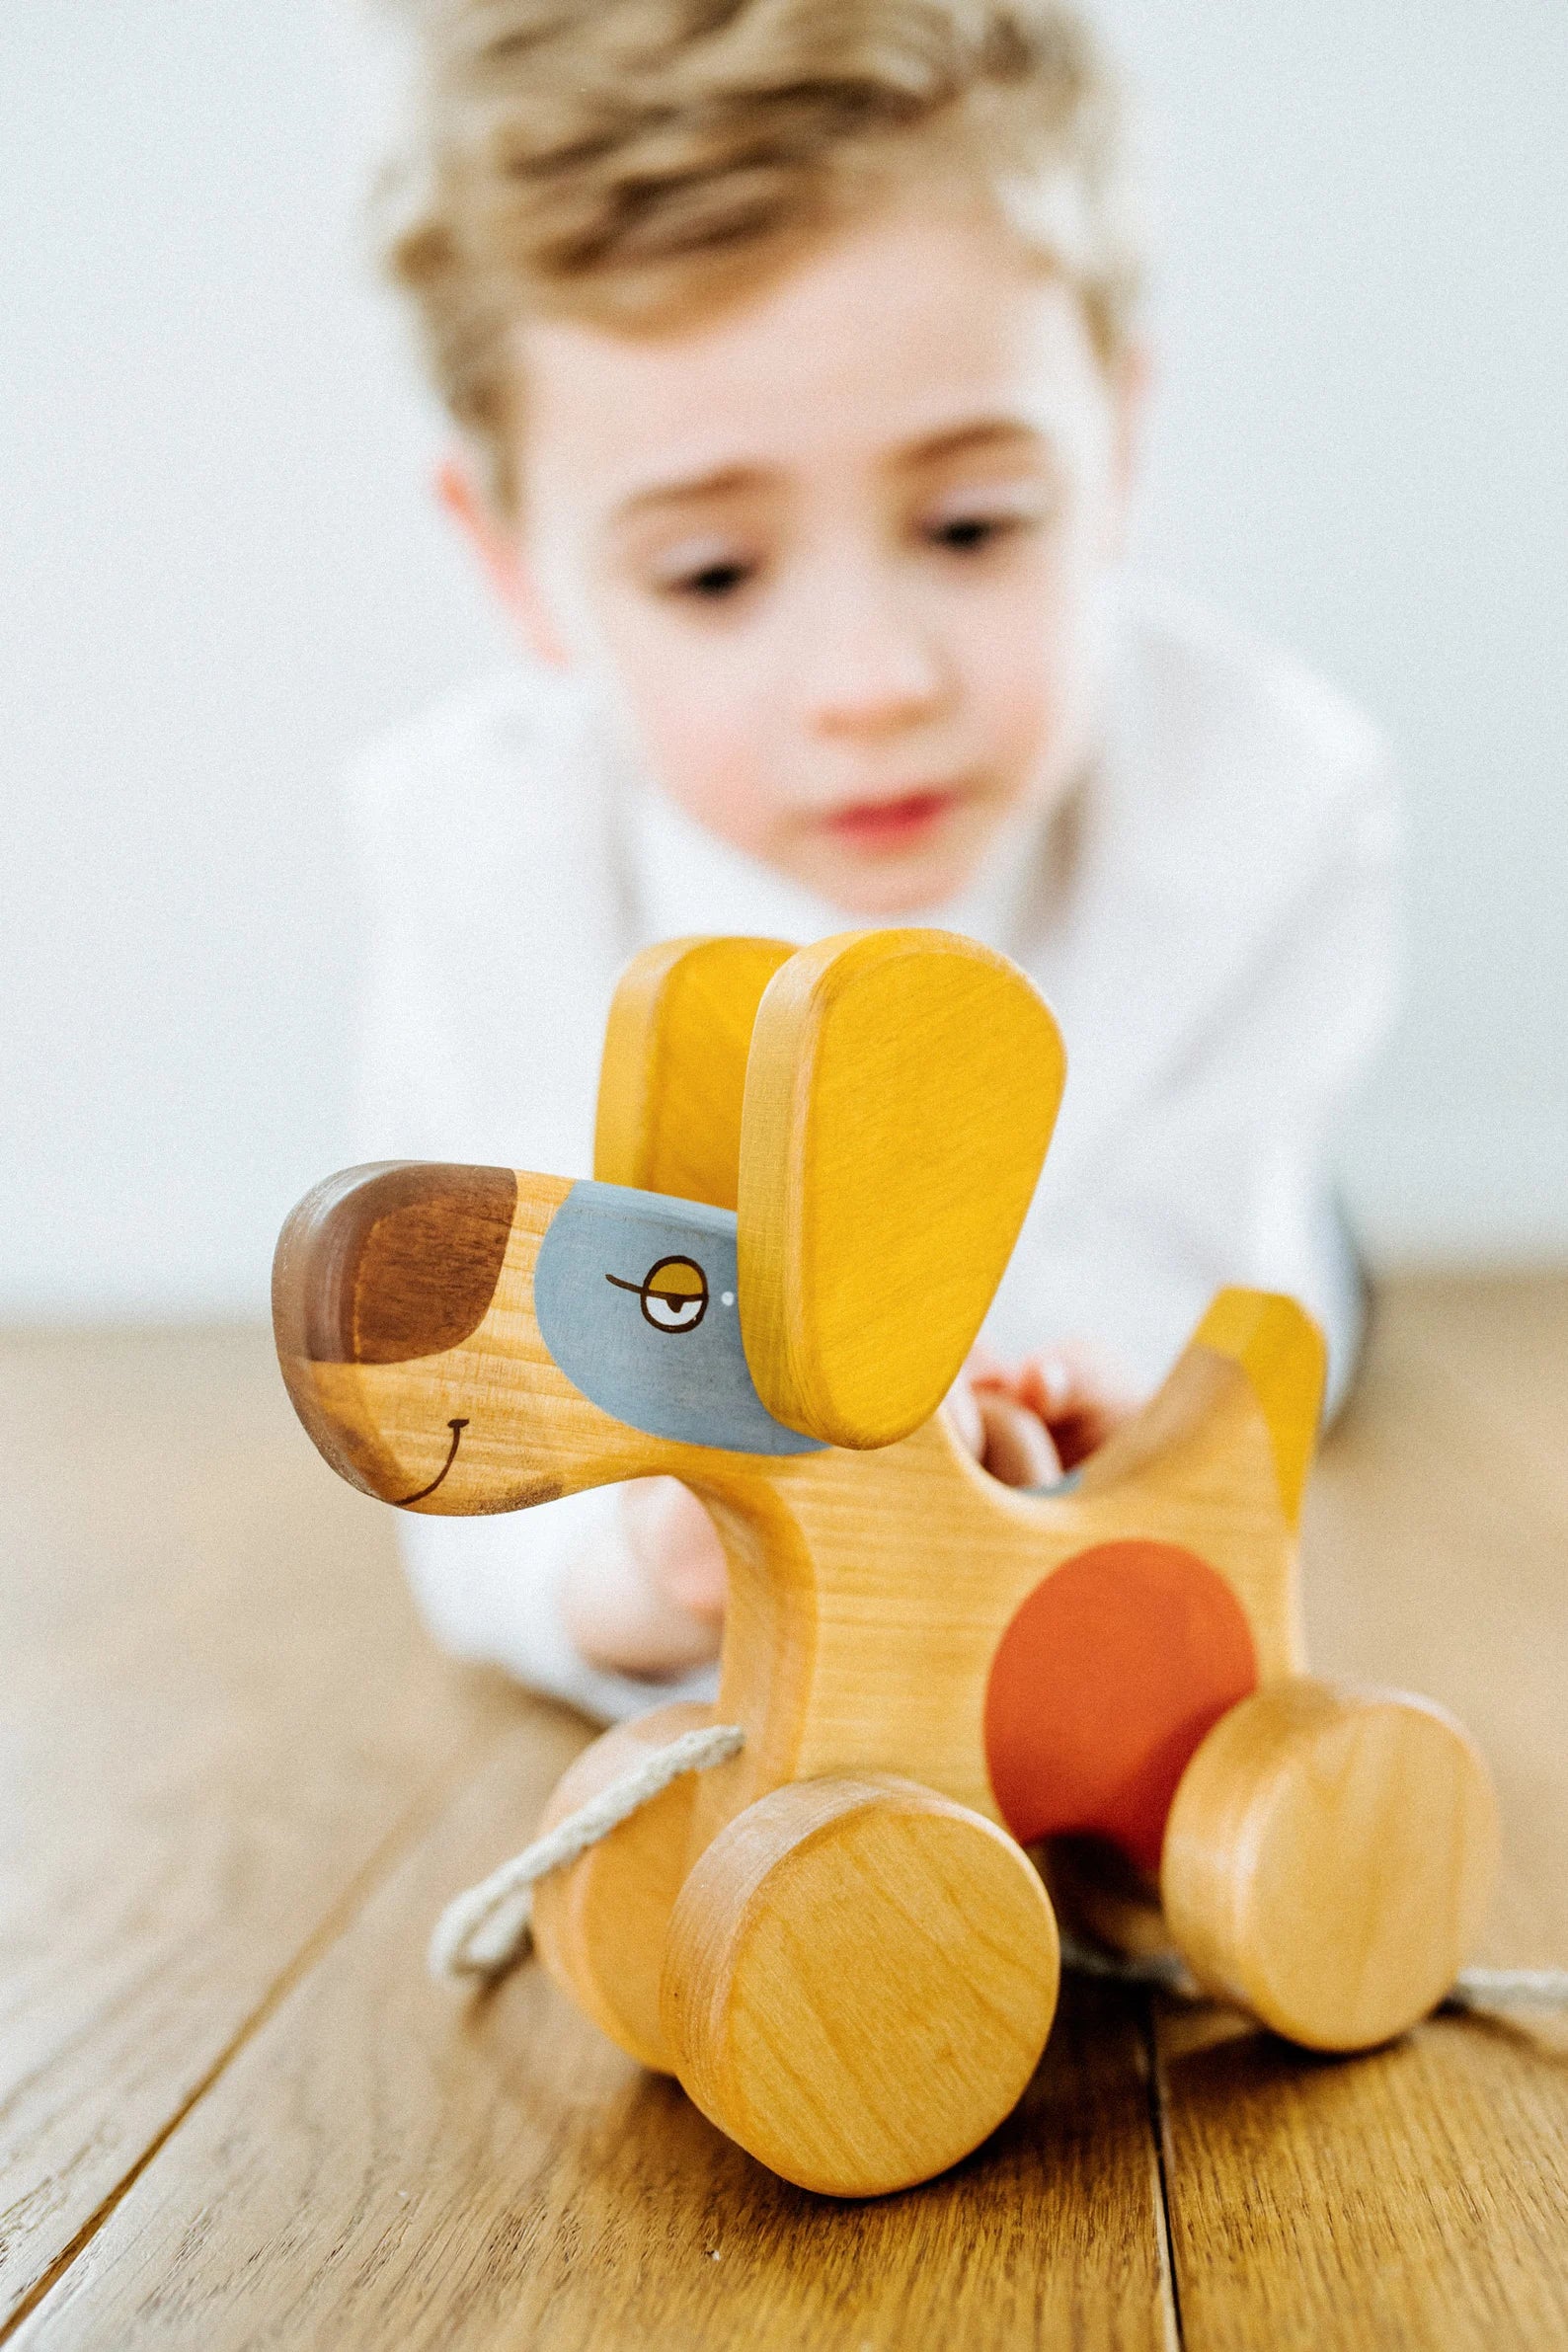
top-left (467, 201), bottom-right (1139, 913)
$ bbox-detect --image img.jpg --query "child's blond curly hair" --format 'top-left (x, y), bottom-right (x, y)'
top-left (381, 0), bottom-right (1141, 509)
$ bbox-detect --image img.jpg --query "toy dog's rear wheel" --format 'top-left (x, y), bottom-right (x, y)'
top-left (660, 1775), bottom-right (1059, 2197)
top-left (1161, 1678), bottom-right (1499, 2050)
top-left (531, 1700), bottom-right (719, 2072)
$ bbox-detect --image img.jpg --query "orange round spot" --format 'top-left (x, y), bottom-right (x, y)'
top-left (984, 1540), bottom-right (1258, 1874)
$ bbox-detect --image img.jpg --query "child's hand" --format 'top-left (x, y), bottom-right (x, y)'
top-left (560, 1475), bottom-right (727, 1681)
top-left (562, 1344), bottom-right (1138, 1677)
top-left (949, 1341), bottom-right (1137, 1484)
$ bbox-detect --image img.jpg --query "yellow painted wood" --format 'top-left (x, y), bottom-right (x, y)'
top-left (593, 935), bottom-right (794, 1209)
top-left (1193, 1289), bottom-right (1326, 1524)
top-left (737, 928), bottom-right (1066, 1447)
top-left (1161, 1678), bottom-right (1499, 2050)
top-left (269, 932), bottom-right (1499, 2198)
top-left (277, 1164), bottom-right (1392, 2120)
top-left (661, 1774), bottom-right (1060, 2198)
top-left (275, 1165), bottom-right (1346, 2193)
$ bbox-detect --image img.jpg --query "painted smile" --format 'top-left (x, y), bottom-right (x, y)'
top-left (391, 1416), bottom-right (469, 1507)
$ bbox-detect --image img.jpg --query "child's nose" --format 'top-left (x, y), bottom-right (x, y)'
top-left (799, 585), bottom-right (951, 739)
top-left (273, 1161), bottom-right (516, 1367)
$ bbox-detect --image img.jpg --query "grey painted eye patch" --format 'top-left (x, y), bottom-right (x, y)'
top-left (532, 1181), bottom-right (824, 1455)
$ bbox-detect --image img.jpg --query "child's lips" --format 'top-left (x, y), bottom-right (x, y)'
top-left (818, 786), bottom-right (965, 852)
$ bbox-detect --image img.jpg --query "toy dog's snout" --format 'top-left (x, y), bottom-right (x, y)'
top-left (272, 1160), bottom-right (519, 1498)
top-left (274, 1161), bottom-right (516, 1367)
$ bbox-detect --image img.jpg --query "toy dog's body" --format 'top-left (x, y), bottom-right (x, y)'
top-left (275, 930), bottom-right (1498, 2198)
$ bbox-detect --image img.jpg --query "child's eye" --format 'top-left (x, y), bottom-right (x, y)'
top-left (675, 559), bottom-right (754, 600)
top-left (925, 511), bottom-right (1023, 555)
top-left (920, 482), bottom-right (1054, 559)
top-left (648, 539), bottom-right (761, 602)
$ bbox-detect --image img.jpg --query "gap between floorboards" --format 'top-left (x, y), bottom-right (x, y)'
top-left (0, 1725), bottom-right (503, 2347)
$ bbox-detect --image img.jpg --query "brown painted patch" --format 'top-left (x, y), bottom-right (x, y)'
top-left (983, 1540), bottom-right (1258, 1875)
top-left (273, 1162), bottom-right (517, 1368)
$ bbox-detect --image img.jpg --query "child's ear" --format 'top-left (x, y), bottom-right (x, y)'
top-left (738, 931), bottom-right (1066, 1450)
top-left (434, 453), bottom-right (570, 668)
top-left (594, 936), bottom-right (797, 1211)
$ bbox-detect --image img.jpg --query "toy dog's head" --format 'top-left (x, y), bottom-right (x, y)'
top-left (273, 930), bottom-right (1065, 1512)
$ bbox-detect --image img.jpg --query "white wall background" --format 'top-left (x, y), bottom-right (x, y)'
top-left (2, 2), bottom-right (1565, 1321)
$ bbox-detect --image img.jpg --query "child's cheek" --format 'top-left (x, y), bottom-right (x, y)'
top-left (990, 550), bottom-right (1114, 802)
top-left (613, 632), bottom-right (780, 853)
top-left (954, 575), bottom-right (1072, 790)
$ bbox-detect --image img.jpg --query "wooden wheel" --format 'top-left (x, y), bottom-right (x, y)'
top-left (530, 1700), bottom-right (720, 2073)
top-left (1161, 1678), bottom-right (1499, 2051)
top-left (660, 1775), bottom-right (1060, 2197)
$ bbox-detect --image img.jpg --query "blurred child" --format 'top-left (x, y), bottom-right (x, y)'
top-left (352, 0), bottom-right (1395, 1718)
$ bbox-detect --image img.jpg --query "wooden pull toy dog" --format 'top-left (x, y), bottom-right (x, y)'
top-left (274, 930), bottom-right (1498, 2198)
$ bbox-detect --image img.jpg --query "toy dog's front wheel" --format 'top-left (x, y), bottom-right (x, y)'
top-left (660, 1775), bottom-right (1059, 2197)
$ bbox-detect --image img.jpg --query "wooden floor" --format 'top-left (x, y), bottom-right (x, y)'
top-left (3, 1275), bottom-right (1566, 2350)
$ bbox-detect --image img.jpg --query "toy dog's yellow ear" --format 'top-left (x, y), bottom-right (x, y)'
top-left (594, 936), bottom-right (796, 1210)
top-left (738, 930), bottom-right (1065, 1449)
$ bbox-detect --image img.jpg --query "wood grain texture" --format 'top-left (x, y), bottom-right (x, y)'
top-left (736, 929), bottom-right (1067, 1448)
top-left (271, 924), bottom-right (1503, 2188)
top-left (6, 1283), bottom-right (1568, 2344)
top-left (274, 1161), bottom-right (517, 1367)
top-left (1191, 1291), bottom-right (1325, 1523)
top-left (1155, 1997), bottom-right (1568, 2352)
top-left (530, 1699), bottom-right (714, 2071)
top-left (273, 1161), bottom-right (519, 1500)
top-left (14, 1720), bottom-right (1175, 2352)
top-left (276, 1150), bottom-right (1322, 1865)
top-left (1153, 1279), bottom-right (1568, 2352)
top-left (662, 1775), bottom-right (1060, 2196)
top-left (593, 935), bottom-right (795, 1210)
top-left (273, 1088), bottom-right (1390, 2178)
top-left (0, 1326), bottom-right (507, 2333)
top-left (1303, 1278), bottom-right (1568, 1971)
top-left (1161, 1679), bottom-right (1497, 2050)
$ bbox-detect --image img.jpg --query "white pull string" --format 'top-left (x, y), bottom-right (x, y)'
top-left (430, 1721), bottom-right (745, 1984)
top-left (1440, 1967), bottom-right (1568, 2011)
top-left (1057, 1931), bottom-right (1568, 2012)
top-left (431, 1721), bottom-right (1568, 2017)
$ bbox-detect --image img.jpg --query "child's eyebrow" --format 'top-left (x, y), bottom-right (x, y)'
top-left (611, 465), bottom-right (769, 526)
top-left (610, 420), bottom-right (1047, 530)
top-left (895, 418), bottom-right (1047, 470)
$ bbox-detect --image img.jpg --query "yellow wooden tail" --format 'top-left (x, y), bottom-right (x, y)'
top-left (1194, 1289), bottom-right (1327, 1527)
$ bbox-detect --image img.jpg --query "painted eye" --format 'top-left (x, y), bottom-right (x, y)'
top-left (606, 1254), bottom-right (709, 1333)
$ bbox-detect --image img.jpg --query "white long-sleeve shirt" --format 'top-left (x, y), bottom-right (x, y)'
top-left (348, 584), bottom-right (1398, 1721)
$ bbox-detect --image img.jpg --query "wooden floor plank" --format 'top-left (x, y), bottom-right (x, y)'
top-left (12, 1277), bottom-right (1567, 2348)
top-left (1155, 1280), bottom-right (1568, 2350)
top-left (0, 1328), bottom-right (510, 2331)
top-left (1305, 1284), bottom-right (1568, 1963)
top-left (1155, 1999), bottom-right (1568, 2352)
top-left (12, 1722), bottom-right (1178, 2352)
